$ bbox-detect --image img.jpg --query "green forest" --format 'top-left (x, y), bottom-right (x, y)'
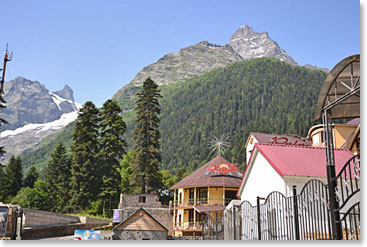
top-left (20, 57), bottom-right (327, 174)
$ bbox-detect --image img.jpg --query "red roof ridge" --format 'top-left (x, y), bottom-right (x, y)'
top-left (255, 143), bottom-right (352, 152)
top-left (169, 155), bottom-right (243, 190)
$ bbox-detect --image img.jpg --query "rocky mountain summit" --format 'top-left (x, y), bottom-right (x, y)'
top-left (0, 77), bottom-right (81, 164)
top-left (1, 77), bottom-right (79, 131)
top-left (229, 25), bottom-right (297, 65)
top-left (128, 41), bottom-right (242, 87)
top-left (113, 25), bottom-right (298, 103)
top-left (54, 84), bottom-right (74, 102)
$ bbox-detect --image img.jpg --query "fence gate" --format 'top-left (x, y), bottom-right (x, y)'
top-left (333, 155), bottom-right (360, 240)
top-left (225, 157), bottom-right (361, 241)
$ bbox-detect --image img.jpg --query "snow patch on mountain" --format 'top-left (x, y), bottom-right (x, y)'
top-left (50, 92), bottom-right (82, 111)
top-left (0, 111), bottom-right (78, 138)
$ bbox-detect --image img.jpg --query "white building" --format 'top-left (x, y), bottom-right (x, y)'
top-left (237, 143), bottom-right (354, 205)
top-left (244, 132), bottom-right (311, 164)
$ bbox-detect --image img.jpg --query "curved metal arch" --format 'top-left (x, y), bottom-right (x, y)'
top-left (263, 191), bottom-right (287, 205)
top-left (239, 199), bottom-right (255, 208)
top-left (315, 54), bottom-right (360, 120)
top-left (298, 179), bottom-right (328, 195)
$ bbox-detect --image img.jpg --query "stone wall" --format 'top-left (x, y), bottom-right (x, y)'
top-left (22, 223), bottom-right (109, 240)
top-left (119, 193), bottom-right (163, 208)
top-left (114, 229), bottom-right (167, 240)
top-left (100, 230), bottom-right (114, 240)
top-left (22, 208), bottom-right (110, 228)
top-left (79, 216), bottom-right (110, 225)
top-left (22, 208), bottom-right (80, 227)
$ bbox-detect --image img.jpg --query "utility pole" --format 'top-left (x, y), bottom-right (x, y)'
top-left (1, 44), bottom-right (13, 92)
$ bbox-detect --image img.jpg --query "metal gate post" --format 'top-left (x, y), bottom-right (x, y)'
top-left (323, 110), bottom-right (342, 240)
top-left (202, 214), bottom-right (205, 240)
top-left (215, 211), bottom-right (218, 240)
top-left (257, 197), bottom-right (261, 240)
top-left (233, 206), bottom-right (236, 240)
top-left (292, 186), bottom-right (300, 240)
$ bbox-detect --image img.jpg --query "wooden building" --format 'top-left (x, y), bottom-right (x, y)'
top-left (112, 207), bottom-right (168, 240)
top-left (170, 155), bottom-right (243, 237)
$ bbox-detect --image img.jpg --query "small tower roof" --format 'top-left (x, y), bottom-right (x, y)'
top-left (170, 155), bottom-right (243, 190)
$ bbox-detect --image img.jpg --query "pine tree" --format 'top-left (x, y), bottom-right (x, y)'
top-left (99, 99), bottom-right (127, 217)
top-left (45, 143), bottom-right (71, 213)
top-left (0, 89), bottom-right (8, 165)
top-left (69, 101), bottom-right (101, 212)
top-left (130, 77), bottom-right (162, 193)
top-left (0, 167), bottom-right (6, 202)
top-left (23, 166), bottom-right (39, 188)
top-left (2, 156), bottom-right (23, 201)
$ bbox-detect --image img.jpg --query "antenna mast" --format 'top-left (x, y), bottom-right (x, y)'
top-left (0, 44), bottom-right (13, 92)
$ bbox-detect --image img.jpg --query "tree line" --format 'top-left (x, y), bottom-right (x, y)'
top-left (0, 78), bottom-right (183, 216)
top-left (18, 57), bottom-right (327, 176)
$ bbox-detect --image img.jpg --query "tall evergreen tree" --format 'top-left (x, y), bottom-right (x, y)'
top-left (23, 166), bottom-right (39, 188)
top-left (130, 78), bottom-right (162, 193)
top-left (0, 167), bottom-right (6, 201)
top-left (2, 156), bottom-right (23, 201)
top-left (45, 143), bottom-right (71, 213)
top-left (69, 101), bottom-right (101, 212)
top-left (99, 99), bottom-right (127, 217)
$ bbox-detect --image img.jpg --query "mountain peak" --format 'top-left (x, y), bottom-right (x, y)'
top-left (237, 25), bottom-right (255, 35)
top-left (229, 25), bottom-right (297, 65)
top-left (2, 77), bottom-right (78, 131)
top-left (54, 84), bottom-right (74, 102)
top-left (197, 41), bottom-right (221, 48)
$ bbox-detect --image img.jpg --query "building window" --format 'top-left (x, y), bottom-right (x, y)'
top-left (196, 188), bottom-right (208, 204)
top-left (225, 190), bottom-right (237, 205)
top-left (189, 188), bottom-right (195, 205)
top-left (139, 196), bottom-right (146, 203)
top-left (188, 210), bottom-right (194, 226)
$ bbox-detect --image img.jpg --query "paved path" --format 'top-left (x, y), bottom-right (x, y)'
top-left (38, 235), bottom-right (74, 240)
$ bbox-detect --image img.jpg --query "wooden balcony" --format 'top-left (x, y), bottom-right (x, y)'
top-left (173, 198), bottom-right (233, 208)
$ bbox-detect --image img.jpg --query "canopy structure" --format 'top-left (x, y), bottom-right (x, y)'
top-left (314, 54), bottom-right (360, 240)
top-left (315, 54), bottom-right (360, 120)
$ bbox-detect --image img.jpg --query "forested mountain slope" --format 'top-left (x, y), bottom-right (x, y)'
top-left (157, 58), bottom-right (326, 171)
top-left (21, 58), bottom-right (326, 173)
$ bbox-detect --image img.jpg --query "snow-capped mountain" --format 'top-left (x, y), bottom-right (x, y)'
top-left (0, 77), bottom-right (81, 164)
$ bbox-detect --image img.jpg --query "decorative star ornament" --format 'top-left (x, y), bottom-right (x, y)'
top-left (208, 134), bottom-right (231, 156)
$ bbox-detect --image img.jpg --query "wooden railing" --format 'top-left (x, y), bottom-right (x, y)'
top-left (174, 222), bottom-right (202, 231)
top-left (173, 198), bottom-right (233, 207)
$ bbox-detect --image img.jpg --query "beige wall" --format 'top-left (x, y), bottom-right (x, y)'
top-left (334, 126), bottom-right (356, 148)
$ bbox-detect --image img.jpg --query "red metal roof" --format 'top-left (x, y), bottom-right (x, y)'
top-left (254, 143), bottom-right (354, 178)
top-left (346, 118), bottom-right (360, 125)
top-left (170, 155), bottom-right (243, 190)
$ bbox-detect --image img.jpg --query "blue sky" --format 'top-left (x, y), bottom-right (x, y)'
top-left (0, 0), bottom-right (360, 106)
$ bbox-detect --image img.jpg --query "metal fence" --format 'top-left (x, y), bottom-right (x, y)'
top-left (334, 155), bottom-right (360, 240)
top-left (202, 212), bottom-right (224, 240)
top-left (223, 170), bottom-right (360, 240)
